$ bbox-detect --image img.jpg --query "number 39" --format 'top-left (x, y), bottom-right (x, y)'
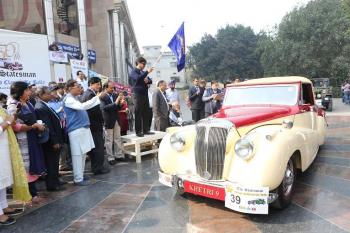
top-left (231, 194), bottom-right (241, 204)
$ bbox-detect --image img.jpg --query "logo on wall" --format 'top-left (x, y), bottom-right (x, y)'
top-left (0, 42), bottom-right (23, 71)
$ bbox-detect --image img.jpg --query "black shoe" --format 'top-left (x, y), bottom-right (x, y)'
top-left (47, 186), bottom-right (66, 192)
top-left (93, 168), bottom-right (110, 175)
top-left (0, 217), bottom-right (16, 226)
top-left (58, 179), bottom-right (67, 185)
top-left (74, 180), bottom-right (90, 186)
top-left (4, 208), bottom-right (23, 217)
top-left (136, 133), bottom-right (144, 137)
top-left (115, 157), bottom-right (126, 162)
top-left (59, 166), bottom-right (72, 171)
top-left (144, 131), bottom-right (155, 135)
top-left (108, 160), bottom-right (117, 165)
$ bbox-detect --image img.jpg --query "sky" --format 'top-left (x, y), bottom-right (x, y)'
top-left (127, 0), bottom-right (311, 52)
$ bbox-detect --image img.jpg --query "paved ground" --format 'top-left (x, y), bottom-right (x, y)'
top-left (2, 99), bottom-right (350, 233)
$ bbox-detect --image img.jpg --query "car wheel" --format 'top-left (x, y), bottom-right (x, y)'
top-left (173, 176), bottom-right (186, 196)
top-left (272, 158), bottom-right (296, 209)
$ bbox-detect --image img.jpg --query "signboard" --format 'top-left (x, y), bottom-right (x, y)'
top-left (54, 63), bottom-right (67, 83)
top-left (57, 42), bottom-right (96, 64)
top-left (70, 59), bottom-right (88, 79)
top-left (49, 51), bottom-right (68, 63)
top-left (0, 29), bottom-right (51, 94)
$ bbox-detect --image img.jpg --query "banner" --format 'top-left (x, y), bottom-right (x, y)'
top-left (70, 59), bottom-right (88, 79)
top-left (49, 51), bottom-right (68, 63)
top-left (0, 29), bottom-right (51, 94)
top-left (57, 42), bottom-right (96, 64)
top-left (54, 63), bottom-right (67, 83)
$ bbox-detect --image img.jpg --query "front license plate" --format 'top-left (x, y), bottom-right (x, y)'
top-left (225, 185), bottom-right (269, 214)
top-left (184, 181), bottom-right (225, 201)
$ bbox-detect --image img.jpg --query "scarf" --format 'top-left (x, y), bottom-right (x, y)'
top-left (0, 108), bottom-right (32, 202)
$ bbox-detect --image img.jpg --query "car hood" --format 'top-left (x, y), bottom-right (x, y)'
top-left (213, 105), bottom-right (294, 128)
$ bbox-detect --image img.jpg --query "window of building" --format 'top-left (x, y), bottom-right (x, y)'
top-left (171, 76), bottom-right (180, 82)
top-left (0, 0), bottom-right (46, 34)
top-left (170, 62), bottom-right (177, 67)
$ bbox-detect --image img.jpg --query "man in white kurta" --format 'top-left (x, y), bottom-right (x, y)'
top-left (63, 80), bottom-right (100, 185)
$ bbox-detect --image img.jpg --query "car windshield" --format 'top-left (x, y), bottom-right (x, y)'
top-left (223, 84), bottom-right (298, 106)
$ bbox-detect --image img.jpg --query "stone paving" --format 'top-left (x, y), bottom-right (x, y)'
top-left (1, 99), bottom-right (350, 233)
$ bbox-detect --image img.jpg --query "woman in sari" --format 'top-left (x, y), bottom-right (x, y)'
top-left (7, 81), bottom-right (46, 203)
top-left (118, 92), bottom-right (129, 136)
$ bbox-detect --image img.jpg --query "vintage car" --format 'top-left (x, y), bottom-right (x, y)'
top-left (158, 76), bottom-right (326, 215)
top-left (312, 78), bottom-right (333, 111)
top-left (0, 58), bottom-right (23, 71)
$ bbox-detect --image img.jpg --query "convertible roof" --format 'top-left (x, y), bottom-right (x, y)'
top-left (229, 76), bottom-right (312, 87)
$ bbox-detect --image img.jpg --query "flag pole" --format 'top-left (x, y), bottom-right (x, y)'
top-left (152, 53), bottom-right (163, 68)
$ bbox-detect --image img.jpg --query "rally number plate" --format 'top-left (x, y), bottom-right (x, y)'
top-left (225, 184), bottom-right (269, 214)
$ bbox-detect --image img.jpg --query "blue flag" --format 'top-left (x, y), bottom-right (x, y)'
top-left (168, 22), bottom-right (185, 72)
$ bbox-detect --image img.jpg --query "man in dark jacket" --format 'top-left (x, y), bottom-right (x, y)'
top-left (188, 78), bottom-right (205, 122)
top-left (152, 80), bottom-right (169, 132)
top-left (80, 77), bottom-right (109, 175)
top-left (35, 86), bottom-right (65, 191)
top-left (100, 81), bottom-right (124, 165)
top-left (129, 57), bottom-right (154, 137)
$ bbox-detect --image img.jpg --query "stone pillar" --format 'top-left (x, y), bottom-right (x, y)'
top-left (120, 22), bottom-right (127, 84)
top-left (77, 0), bottom-right (88, 65)
top-left (113, 10), bottom-right (122, 82)
top-left (43, 0), bottom-right (55, 44)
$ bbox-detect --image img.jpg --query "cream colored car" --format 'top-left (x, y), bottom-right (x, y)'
top-left (158, 76), bottom-right (326, 214)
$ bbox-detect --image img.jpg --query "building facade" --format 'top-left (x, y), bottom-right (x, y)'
top-left (143, 45), bottom-right (186, 88)
top-left (0, 0), bottom-right (139, 84)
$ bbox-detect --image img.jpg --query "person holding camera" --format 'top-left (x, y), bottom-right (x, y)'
top-left (202, 80), bottom-right (223, 117)
top-left (100, 81), bottom-right (124, 165)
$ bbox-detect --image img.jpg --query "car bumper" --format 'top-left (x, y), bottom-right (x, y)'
top-left (158, 171), bottom-right (278, 215)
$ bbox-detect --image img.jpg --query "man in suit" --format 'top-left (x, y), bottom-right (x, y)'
top-left (152, 80), bottom-right (170, 132)
top-left (188, 78), bottom-right (205, 122)
top-left (35, 86), bottom-right (65, 191)
top-left (100, 81), bottom-right (124, 165)
top-left (80, 77), bottom-right (110, 175)
top-left (129, 57), bottom-right (154, 137)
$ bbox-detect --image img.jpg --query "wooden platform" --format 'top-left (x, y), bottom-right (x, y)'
top-left (121, 131), bottom-right (167, 163)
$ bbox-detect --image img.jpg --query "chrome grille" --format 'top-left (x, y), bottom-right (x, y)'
top-left (194, 119), bottom-right (233, 180)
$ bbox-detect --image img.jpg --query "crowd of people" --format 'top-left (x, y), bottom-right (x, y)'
top-left (0, 56), bottom-right (236, 226)
top-left (0, 72), bottom-right (138, 225)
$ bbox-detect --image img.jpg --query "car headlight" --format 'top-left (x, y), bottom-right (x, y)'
top-left (324, 97), bottom-right (329, 101)
top-left (317, 94), bottom-right (322, 98)
top-left (170, 131), bottom-right (186, 152)
top-left (234, 138), bottom-right (254, 160)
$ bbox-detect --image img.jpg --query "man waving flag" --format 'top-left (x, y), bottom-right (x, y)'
top-left (168, 22), bottom-right (186, 72)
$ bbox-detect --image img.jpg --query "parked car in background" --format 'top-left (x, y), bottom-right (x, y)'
top-left (312, 78), bottom-right (333, 111)
top-left (158, 76), bottom-right (326, 215)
